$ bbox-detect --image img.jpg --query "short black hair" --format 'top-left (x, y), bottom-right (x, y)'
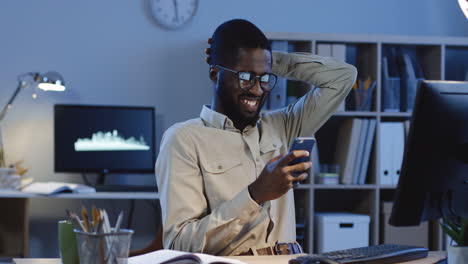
top-left (210, 19), bottom-right (271, 68)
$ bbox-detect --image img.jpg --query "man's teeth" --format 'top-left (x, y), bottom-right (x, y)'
top-left (242, 99), bottom-right (257, 106)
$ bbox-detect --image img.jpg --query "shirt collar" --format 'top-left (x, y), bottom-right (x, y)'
top-left (200, 105), bottom-right (231, 130)
top-left (200, 105), bottom-right (260, 132)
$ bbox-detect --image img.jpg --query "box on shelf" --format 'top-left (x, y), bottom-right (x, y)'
top-left (315, 212), bottom-right (370, 253)
top-left (380, 202), bottom-right (428, 248)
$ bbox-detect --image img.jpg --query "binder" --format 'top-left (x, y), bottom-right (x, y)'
top-left (379, 122), bottom-right (405, 185)
top-left (358, 119), bottom-right (376, 184)
top-left (382, 57), bottom-right (400, 112)
top-left (335, 118), bottom-right (363, 184)
top-left (316, 43), bottom-right (332, 57)
top-left (379, 122), bottom-right (394, 185)
top-left (269, 41), bottom-right (288, 110)
top-left (391, 122), bottom-right (405, 185)
top-left (352, 119), bottom-right (369, 184)
top-left (332, 44), bottom-right (346, 61)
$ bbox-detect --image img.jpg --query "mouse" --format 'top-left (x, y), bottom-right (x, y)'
top-left (289, 255), bottom-right (340, 264)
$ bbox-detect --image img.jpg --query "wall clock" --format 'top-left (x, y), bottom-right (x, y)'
top-left (149, 0), bottom-right (198, 30)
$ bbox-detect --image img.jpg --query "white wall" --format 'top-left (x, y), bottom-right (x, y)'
top-left (0, 0), bottom-right (467, 257)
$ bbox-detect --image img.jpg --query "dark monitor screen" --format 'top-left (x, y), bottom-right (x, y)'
top-left (54, 104), bottom-right (155, 174)
top-left (390, 81), bottom-right (468, 226)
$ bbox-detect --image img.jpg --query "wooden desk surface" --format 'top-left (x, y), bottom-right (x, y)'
top-left (13, 252), bottom-right (447, 264)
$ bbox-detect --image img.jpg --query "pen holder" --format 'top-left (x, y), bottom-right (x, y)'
top-left (74, 229), bottom-right (133, 264)
top-left (0, 168), bottom-right (20, 190)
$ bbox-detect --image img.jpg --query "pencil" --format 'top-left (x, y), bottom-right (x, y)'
top-left (81, 206), bottom-right (90, 233)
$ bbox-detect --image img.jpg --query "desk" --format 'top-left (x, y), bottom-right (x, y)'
top-left (13, 252), bottom-right (447, 264)
top-left (0, 191), bottom-right (159, 200)
top-left (0, 191), bottom-right (158, 258)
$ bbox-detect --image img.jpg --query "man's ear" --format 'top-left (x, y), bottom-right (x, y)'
top-left (209, 66), bottom-right (218, 83)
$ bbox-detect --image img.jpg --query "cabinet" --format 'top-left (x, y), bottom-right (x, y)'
top-left (0, 192), bottom-right (158, 258)
top-left (266, 32), bottom-right (468, 253)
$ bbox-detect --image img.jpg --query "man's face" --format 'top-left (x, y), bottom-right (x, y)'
top-left (215, 48), bottom-right (272, 128)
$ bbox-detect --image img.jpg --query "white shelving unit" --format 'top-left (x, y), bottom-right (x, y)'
top-left (266, 32), bottom-right (468, 254)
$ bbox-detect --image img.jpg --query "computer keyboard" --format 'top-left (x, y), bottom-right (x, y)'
top-left (290, 244), bottom-right (429, 264)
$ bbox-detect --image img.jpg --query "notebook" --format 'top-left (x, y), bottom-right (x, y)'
top-left (21, 181), bottom-right (96, 195)
top-left (128, 249), bottom-right (247, 264)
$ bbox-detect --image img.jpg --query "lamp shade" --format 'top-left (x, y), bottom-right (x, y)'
top-left (36, 71), bottom-right (66, 92)
top-left (459, 0), bottom-right (468, 19)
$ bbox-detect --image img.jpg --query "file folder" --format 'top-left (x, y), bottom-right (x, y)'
top-left (335, 118), bottom-right (362, 184)
top-left (401, 52), bottom-right (424, 112)
top-left (382, 57), bottom-right (400, 112)
top-left (358, 119), bottom-right (376, 184)
top-left (352, 119), bottom-right (369, 184)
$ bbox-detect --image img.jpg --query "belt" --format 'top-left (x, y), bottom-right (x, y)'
top-left (237, 242), bottom-right (303, 256)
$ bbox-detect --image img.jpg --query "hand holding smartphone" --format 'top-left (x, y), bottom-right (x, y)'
top-left (289, 137), bottom-right (316, 187)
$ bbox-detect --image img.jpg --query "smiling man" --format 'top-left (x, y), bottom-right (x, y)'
top-left (156, 19), bottom-right (357, 256)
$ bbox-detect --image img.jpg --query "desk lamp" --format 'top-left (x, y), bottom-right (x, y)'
top-left (0, 71), bottom-right (66, 166)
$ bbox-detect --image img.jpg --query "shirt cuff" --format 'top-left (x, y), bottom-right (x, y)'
top-left (227, 187), bottom-right (263, 222)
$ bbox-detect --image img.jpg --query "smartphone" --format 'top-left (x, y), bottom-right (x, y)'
top-left (289, 137), bottom-right (316, 185)
top-left (289, 137), bottom-right (316, 166)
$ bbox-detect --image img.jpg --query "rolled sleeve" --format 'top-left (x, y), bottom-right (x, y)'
top-left (228, 187), bottom-right (263, 222)
top-left (266, 51), bottom-right (357, 145)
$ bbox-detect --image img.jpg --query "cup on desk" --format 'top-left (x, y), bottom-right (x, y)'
top-left (58, 220), bottom-right (79, 264)
top-left (74, 229), bottom-right (133, 264)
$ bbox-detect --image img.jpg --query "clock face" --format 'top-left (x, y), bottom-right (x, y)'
top-left (149, 0), bottom-right (198, 30)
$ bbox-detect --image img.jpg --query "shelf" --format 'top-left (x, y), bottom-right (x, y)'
top-left (379, 185), bottom-right (398, 189)
top-left (334, 111), bottom-right (377, 117)
top-left (0, 191), bottom-right (159, 200)
top-left (295, 184), bottom-right (313, 189)
top-left (380, 112), bottom-right (412, 117)
top-left (0, 190), bottom-right (35, 198)
top-left (313, 184), bottom-right (378, 190)
top-left (46, 192), bottom-right (159, 199)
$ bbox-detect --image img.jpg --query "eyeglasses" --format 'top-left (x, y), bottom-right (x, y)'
top-left (215, 65), bottom-right (277, 92)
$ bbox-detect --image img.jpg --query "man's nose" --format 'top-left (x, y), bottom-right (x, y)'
top-left (249, 77), bottom-right (263, 96)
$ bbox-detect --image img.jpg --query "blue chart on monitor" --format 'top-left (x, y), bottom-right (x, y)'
top-left (74, 130), bottom-right (150, 152)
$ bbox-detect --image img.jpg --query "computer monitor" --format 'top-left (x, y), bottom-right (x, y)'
top-left (390, 80), bottom-right (468, 226)
top-left (54, 104), bottom-right (155, 175)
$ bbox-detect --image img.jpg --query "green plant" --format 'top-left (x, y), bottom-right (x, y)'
top-left (441, 217), bottom-right (468, 246)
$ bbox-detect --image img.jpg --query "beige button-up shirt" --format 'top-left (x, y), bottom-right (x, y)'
top-left (156, 51), bottom-right (357, 256)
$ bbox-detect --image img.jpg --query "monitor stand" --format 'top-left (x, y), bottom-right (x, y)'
top-left (94, 173), bottom-right (157, 192)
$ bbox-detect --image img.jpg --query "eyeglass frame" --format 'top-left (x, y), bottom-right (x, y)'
top-left (214, 65), bottom-right (277, 92)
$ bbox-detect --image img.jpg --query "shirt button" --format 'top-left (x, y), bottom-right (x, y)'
top-left (218, 165), bottom-right (222, 170)
top-left (273, 144), bottom-right (277, 147)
